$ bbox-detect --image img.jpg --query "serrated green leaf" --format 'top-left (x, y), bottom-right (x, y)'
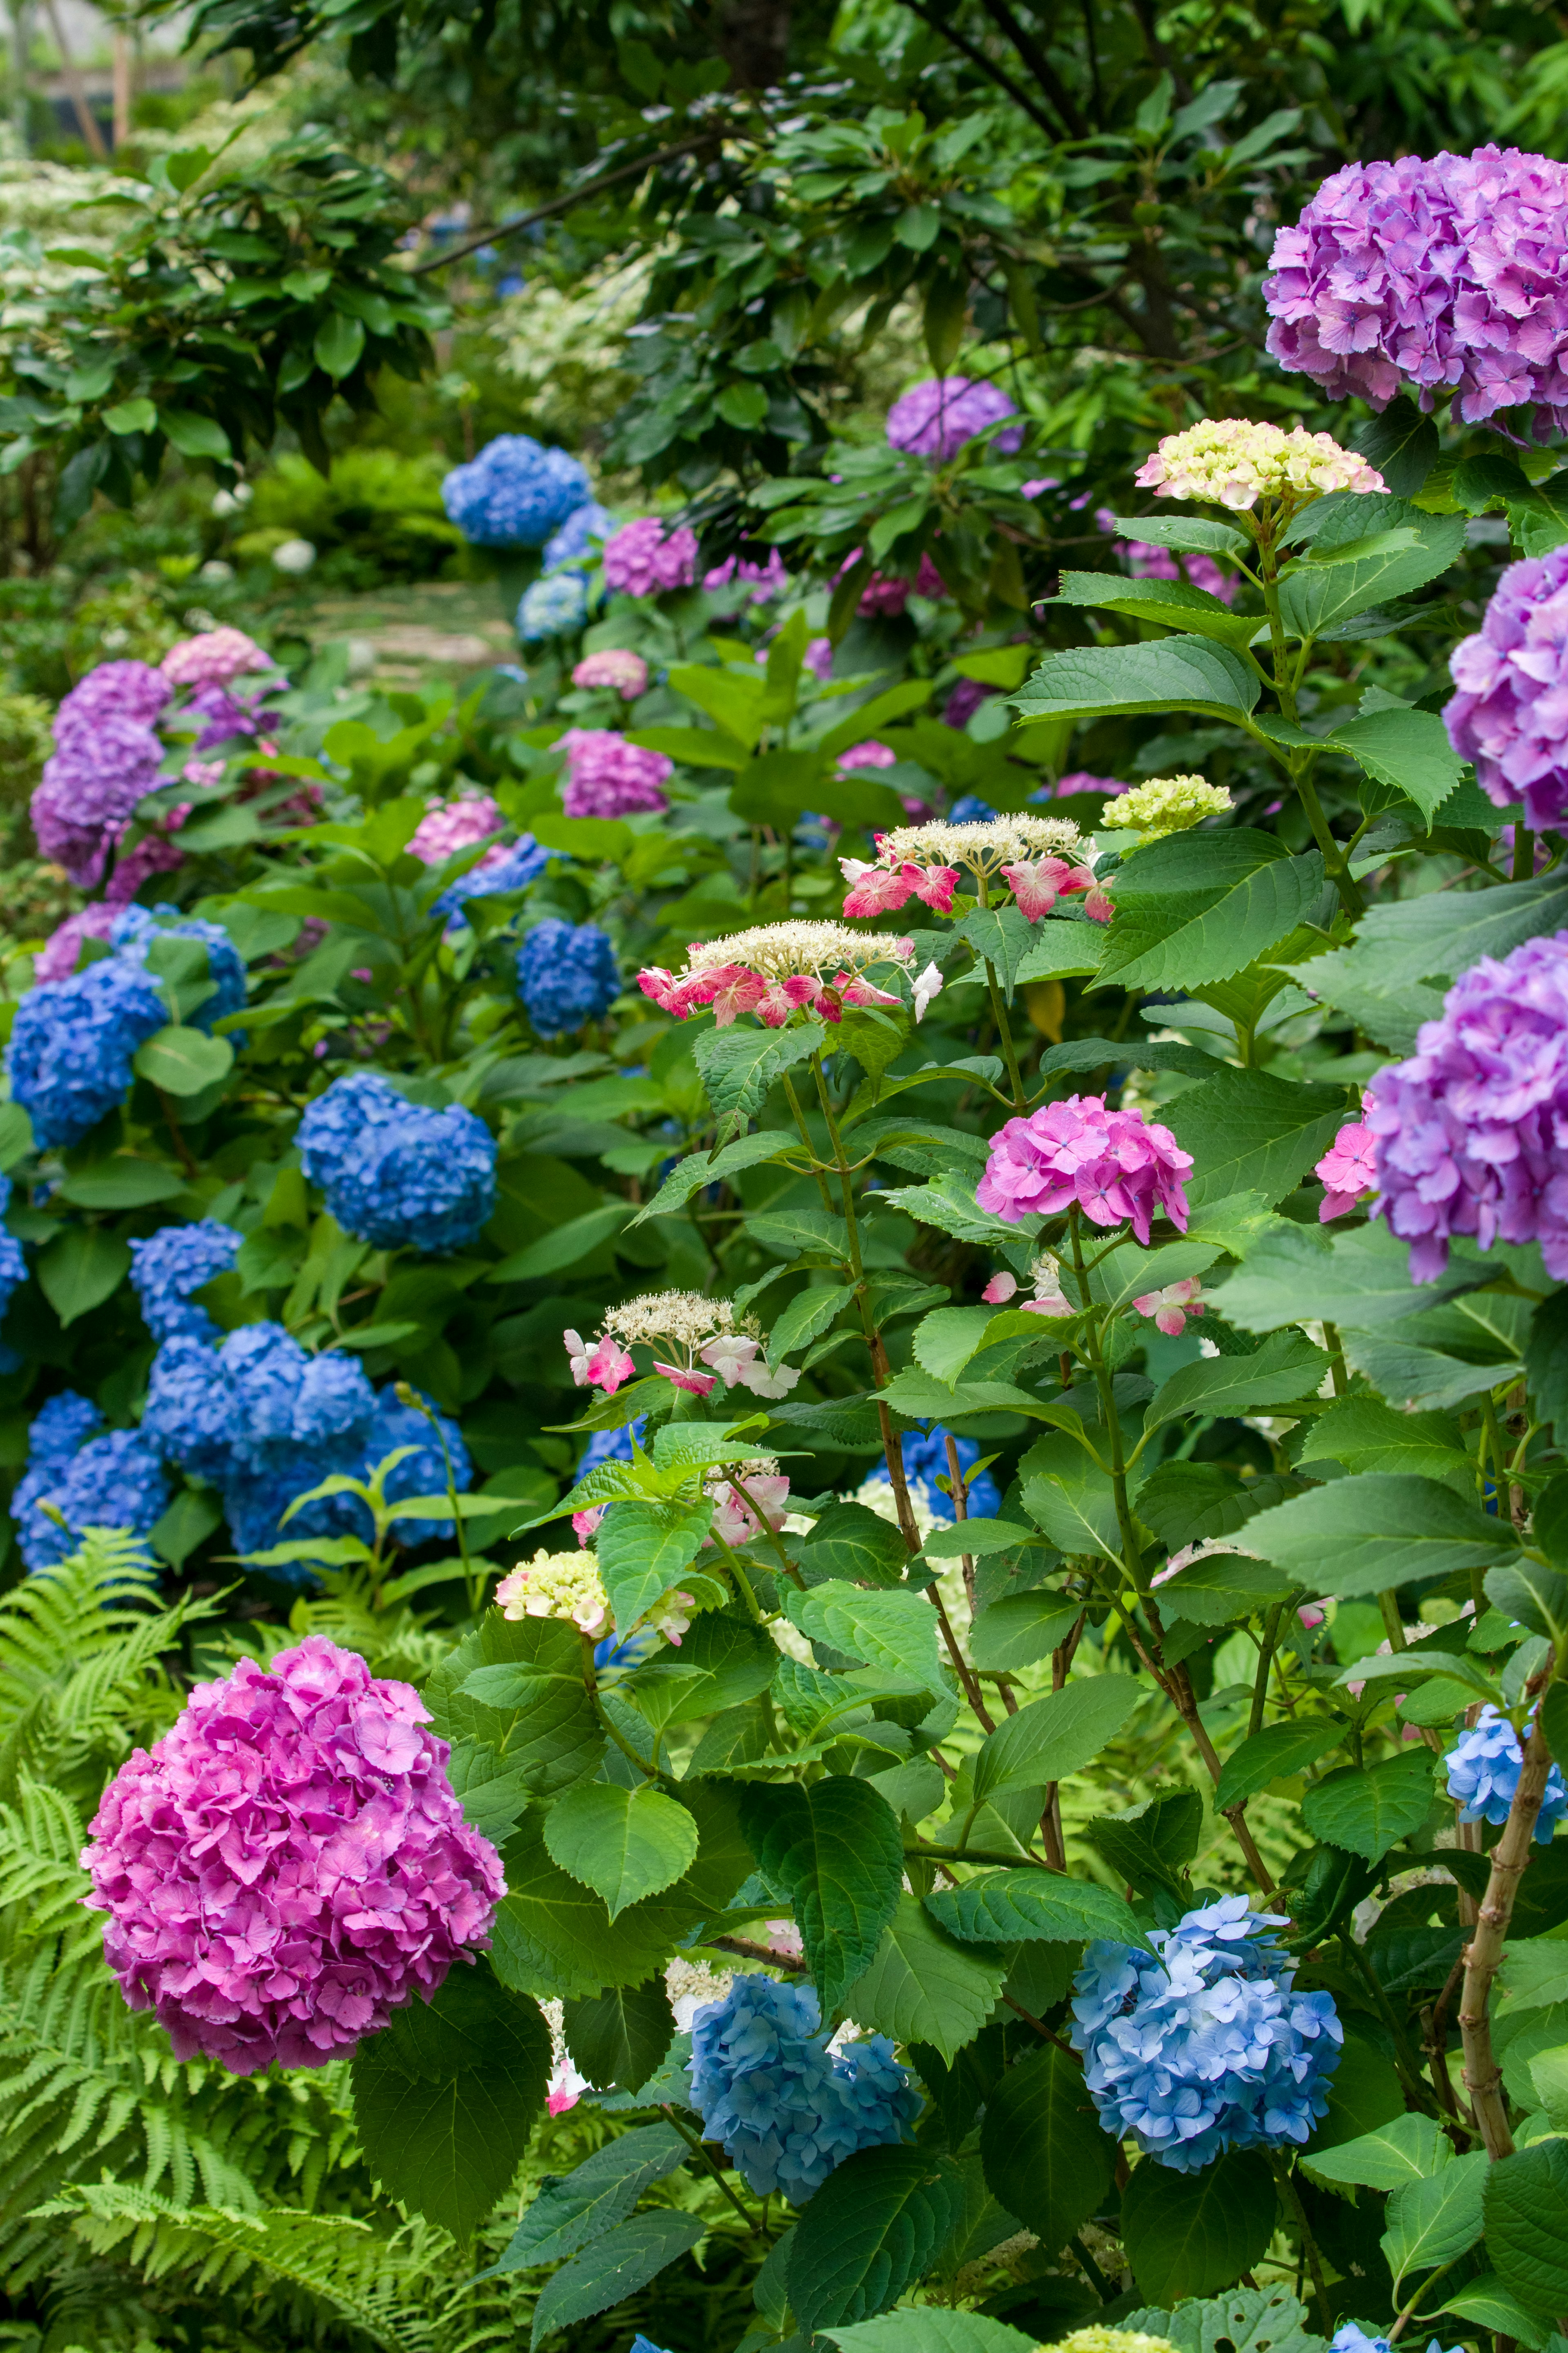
top-left (924, 1869), bottom-right (1149, 1952)
top-left (1381, 2150), bottom-right (1487, 2291)
top-left (784, 1581), bottom-right (943, 1691)
top-left (531, 2211), bottom-right (706, 2345)
top-left (480, 2120), bottom-right (687, 2276)
top-left (1144, 1327), bottom-right (1329, 1436)
top-left (132, 1024), bottom-right (234, 1096)
top-left (979, 2042), bottom-right (1114, 2253)
top-left (1121, 2148), bottom-right (1278, 2303)
top-left (973, 1677), bottom-right (1142, 1803)
top-left (1098, 834), bottom-right (1326, 993)
top-left (840, 1892), bottom-right (1009, 2064)
top-left (739, 1778), bottom-right (905, 2014)
top-left (544, 1783), bottom-right (699, 1919)
top-left (1014, 635), bottom-right (1260, 725)
top-left (1301, 1750), bottom-right (1436, 1863)
top-left (1246, 1473), bottom-right (1519, 1599)
top-left (1214, 1720), bottom-right (1343, 1810)
top-left (788, 2143), bottom-right (967, 2330)
top-left (1305, 2110), bottom-right (1451, 2191)
top-left (1164, 1066), bottom-right (1346, 1210)
top-left (693, 1024), bottom-right (819, 1136)
top-left (596, 1499), bottom-right (714, 1635)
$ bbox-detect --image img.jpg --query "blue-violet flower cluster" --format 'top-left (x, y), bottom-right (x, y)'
top-left (129, 1220), bottom-right (242, 1343)
top-left (15, 1391), bottom-right (169, 1572)
top-left (518, 919), bottom-right (621, 1035)
top-left (441, 435), bottom-right (590, 548)
top-left (1446, 1704), bottom-right (1568, 1841)
top-left (296, 1073), bottom-right (497, 1253)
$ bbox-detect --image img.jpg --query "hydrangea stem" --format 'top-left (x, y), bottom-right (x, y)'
top-left (1252, 505), bottom-right (1365, 919)
top-left (1459, 1664), bottom-right (1559, 2158)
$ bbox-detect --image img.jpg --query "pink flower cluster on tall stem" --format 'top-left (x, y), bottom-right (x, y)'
top-left (80, 1635), bottom-right (504, 2075)
top-left (408, 794), bottom-right (506, 864)
top-left (977, 1095), bottom-right (1193, 1244)
top-left (160, 629), bottom-right (274, 687)
top-left (572, 649), bottom-right (649, 699)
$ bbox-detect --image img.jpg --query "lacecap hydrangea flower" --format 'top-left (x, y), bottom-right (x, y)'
top-left (13, 1399), bottom-right (170, 1573)
top-left (441, 434), bottom-right (590, 548)
top-left (886, 377), bottom-right (1023, 459)
top-left (568, 1290), bottom-right (800, 1402)
top-left (1445, 543), bottom-right (1568, 828)
top-left (1367, 931), bottom-right (1568, 1280)
top-left (30, 658), bottom-right (171, 886)
top-left (688, 1973), bottom-right (921, 2204)
top-left (1265, 146), bottom-right (1568, 435)
top-left (1134, 419), bottom-right (1383, 512)
top-left (602, 517), bottom-right (699, 598)
top-left (1114, 775), bottom-right (1234, 839)
top-left (80, 1634), bottom-right (505, 2074)
top-left (129, 1220), bottom-right (241, 1343)
top-left (841, 815), bottom-right (1106, 924)
top-left (573, 649), bottom-right (649, 699)
top-left (640, 920), bottom-right (935, 1029)
top-left (296, 1072), bottom-right (497, 1253)
top-left (518, 569), bottom-right (590, 644)
top-left (1071, 1894), bottom-right (1343, 2171)
top-left (517, 919), bottom-right (621, 1035)
top-left (559, 730), bottom-right (672, 820)
top-left (1447, 1705), bottom-right (1568, 1842)
top-left (978, 1095), bottom-right (1193, 1244)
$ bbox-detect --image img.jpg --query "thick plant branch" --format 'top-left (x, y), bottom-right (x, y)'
top-left (1459, 1677), bottom-right (1558, 2157)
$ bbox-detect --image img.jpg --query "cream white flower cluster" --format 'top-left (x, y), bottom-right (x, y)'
top-left (567, 1290), bottom-right (800, 1401)
top-left (1114, 774), bottom-right (1233, 839)
top-left (495, 1548), bottom-right (610, 1633)
top-left (871, 814), bottom-right (1084, 876)
top-left (1134, 419), bottom-right (1383, 512)
top-left (639, 921), bottom-right (934, 1028)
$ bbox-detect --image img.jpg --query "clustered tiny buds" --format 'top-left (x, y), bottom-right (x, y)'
top-left (1114, 775), bottom-right (1233, 840)
top-left (1134, 419), bottom-right (1384, 513)
top-left (566, 1290), bottom-right (800, 1400)
top-left (640, 920), bottom-right (938, 1028)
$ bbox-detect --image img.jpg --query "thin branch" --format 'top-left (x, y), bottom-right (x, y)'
top-left (896, 0), bottom-right (1065, 138)
top-left (410, 132), bottom-right (725, 275)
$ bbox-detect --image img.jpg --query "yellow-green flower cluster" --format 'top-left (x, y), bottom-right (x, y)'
top-left (1135, 417), bottom-right (1383, 511)
top-left (1047, 2331), bottom-right (1174, 2353)
top-left (494, 1548), bottom-right (609, 1633)
top-left (1113, 774), bottom-right (1233, 839)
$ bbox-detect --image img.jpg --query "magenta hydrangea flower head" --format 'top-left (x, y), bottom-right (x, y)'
top-left (1316, 1099), bottom-right (1379, 1221)
top-left (886, 378), bottom-right (1024, 459)
top-left (1444, 543), bottom-right (1568, 826)
top-left (80, 1634), bottom-right (505, 2074)
top-left (1265, 146), bottom-right (1568, 435)
top-left (572, 649), bottom-right (649, 699)
top-left (977, 1093), bottom-right (1193, 1244)
top-left (408, 794), bottom-right (506, 865)
top-left (1367, 931), bottom-right (1568, 1280)
top-left (602, 517), bottom-right (699, 598)
top-left (559, 730), bottom-right (672, 819)
top-left (704, 548), bottom-right (788, 604)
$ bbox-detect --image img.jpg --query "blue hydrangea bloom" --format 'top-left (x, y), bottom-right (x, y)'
top-left (433, 837), bottom-right (550, 925)
top-left (143, 1334), bottom-right (243, 1480)
top-left (221, 1439), bottom-right (365, 1565)
top-left (688, 1973), bottom-right (920, 2205)
top-left (1071, 1893), bottom-right (1343, 2173)
top-left (543, 500), bottom-right (614, 570)
top-left (219, 1323), bottom-right (316, 1457)
top-left (29, 1391), bottom-right (104, 1469)
top-left (577, 1417), bottom-right (647, 1477)
top-left (441, 435), bottom-right (591, 549)
top-left (1447, 1705), bottom-right (1568, 1843)
top-left (866, 1423), bottom-right (1000, 1521)
top-left (517, 920), bottom-right (620, 1036)
top-left (948, 794), bottom-right (998, 822)
top-left (0, 1176), bottom-right (25, 1332)
top-left (517, 569), bottom-right (590, 644)
top-left (296, 1072), bottom-right (498, 1253)
top-left (111, 904), bottom-right (247, 1030)
top-left (6, 954), bottom-right (165, 1149)
top-left (18, 1425), bottom-right (170, 1571)
top-left (128, 1220), bottom-right (241, 1343)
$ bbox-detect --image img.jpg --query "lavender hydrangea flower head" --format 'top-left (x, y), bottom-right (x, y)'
top-left (296, 1072), bottom-right (497, 1253)
top-left (602, 517), bottom-right (699, 598)
top-left (1265, 147), bottom-right (1568, 435)
top-left (1445, 543), bottom-right (1568, 826)
top-left (129, 1220), bottom-right (241, 1343)
top-left (518, 569), bottom-right (590, 643)
top-left (518, 919), bottom-right (620, 1035)
top-left (31, 660), bottom-right (171, 886)
top-left (5, 954), bottom-right (166, 1148)
top-left (1366, 931), bottom-right (1568, 1280)
top-left (886, 377), bottom-right (1024, 459)
top-left (688, 1973), bottom-right (920, 2203)
top-left (441, 435), bottom-right (590, 548)
top-left (1071, 1894), bottom-right (1343, 2172)
top-left (559, 730), bottom-right (672, 819)
top-left (80, 1633), bottom-right (506, 2073)
top-left (1447, 1705), bottom-right (1568, 1841)
top-left (704, 548), bottom-right (789, 604)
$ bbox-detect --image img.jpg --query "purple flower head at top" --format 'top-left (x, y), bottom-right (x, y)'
top-left (1447, 1704), bottom-right (1568, 1841)
top-left (296, 1072), bottom-right (497, 1255)
top-left (1072, 1894), bottom-right (1343, 2172)
top-left (80, 1633), bottom-right (506, 2074)
top-left (886, 377), bottom-right (1024, 459)
top-left (1445, 542), bottom-right (1568, 827)
top-left (1265, 145), bottom-right (1568, 437)
top-left (602, 517), bottom-right (699, 598)
top-left (129, 1220), bottom-right (241, 1344)
top-left (559, 729), bottom-right (672, 820)
top-left (441, 435), bottom-right (590, 549)
top-left (31, 659), bottom-right (171, 887)
top-left (978, 1093), bottom-right (1193, 1244)
top-left (1366, 930), bottom-right (1568, 1281)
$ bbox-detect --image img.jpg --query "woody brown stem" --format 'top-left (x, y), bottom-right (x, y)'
top-left (1459, 1668), bottom-right (1557, 2158)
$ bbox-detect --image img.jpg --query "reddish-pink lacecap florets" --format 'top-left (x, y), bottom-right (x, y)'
top-left (977, 1093), bottom-right (1192, 1244)
top-left (79, 1634), bottom-right (504, 2076)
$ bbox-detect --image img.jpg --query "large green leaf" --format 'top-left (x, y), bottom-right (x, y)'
top-left (783, 1582), bottom-right (945, 1692)
top-left (1018, 1428), bottom-right (1123, 1560)
top-left (38, 1224), bottom-right (132, 1327)
top-left (1296, 869), bottom-right (1568, 1002)
top-left (427, 1611), bottom-right (605, 1800)
top-left (968, 1593), bottom-right (1081, 1671)
top-left (1381, 2150), bottom-right (1487, 2291)
top-left (597, 1499), bottom-right (714, 1634)
top-left (1154, 1552), bottom-right (1294, 1626)
top-left (839, 1893), bottom-right (1009, 2063)
top-left (1014, 635), bottom-right (1260, 725)
top-left (972, 1677), bottom-right (1142, 1802)
top-left (563, 1981), bottom-right (676, 2097)
top-left (979, 2043), bottom-right (1115, 2253)
top-left (1330, 703), bottom-right (1464, 821)
top-left (530, 2211), bottom-right (706, 2345)
top-left (1084, 1789), bottom-right (1203, 1900)
top-left (821, 2317), bottom-right (1037, 2353)
top-left (1214, 1721), bottom-right (1343, 1811)
top-left (1097, 834), bottom-right (1325, 993)
top-left (1120, 2148), bottom-right (1278, 2303)
top-left (1052, 570), bottom-right (1256, 648)
top-left (1126, 2287), bottom-right (1322, 2353)
top-left (787, 2143), bottom-right (967, 2330)
top-left (1483, 2139), bottom-right (1568, 2319)
top-left (1217, 1217), bottom-right (1470, 1334)
top-left (1245, 1473), bottom-right (1519, 1599)
top-left (55, 1157), bottom-right (187, 1210)
top-left (635, 1128), bottom-right (806, 1221)
top-left (488, 1815), bottom-right (704, 2000)
top-left (132, 1023), bottom-right (234, 1096)
top-left (924, 1869), bottom-right (1149, 1953)
top-left (1165, 1067), bottom-right (1346, 1209)
top-left (1144, 1327), bottom-right (1330, 1436)
top-left (1297, 1394), bottom-right (1470, 1479)
top-left (350, 1965), bottom-right (550, 2246)
top-left (544, 1783), bottom-right (700, 1919)
top-left (1305, 2111), bottom-right (1451, 2192)
top-left (481, 2120), bottom-right (688, 2275)
top-left (1301, 1750), bottom-right (1436, 1863)
top-left (1277, 493), bottom-right (1464, 636)
top-left (693, 1024), bottom-right (819, 1135)
top-left (739, 1777), bottom-right (905, 2014)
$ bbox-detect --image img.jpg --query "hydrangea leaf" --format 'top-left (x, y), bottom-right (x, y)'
top-left (1300, 1750), bottom-right (1437, 1863)
top-left (1013, 634), bottom-right (1261, 725)
top-left (596, 1498), bottom-right (714, 1634)
top-left (38, 1225), bottom-right (133, 1329)
top-left (562, 1984), bottom-right (677, 2101)
top-left (634, 1128), bottom-right (808, 1222)
top-left (133, 1024), bottom-right (234, 1096)
top-left (783, 1581), bottom-right (946, 1693)
top-left (1163, 1065), bottom-right (1347, 1210)
top-left (1381, 2148), bottom-right (1488, 2291)
top-left (739, 1777), bottom-right (905, 2014)
top-left (1439, 2273), bottom-right (1550, 2349)
top-left (1120, 2147), bottom-right (1278, 2303)
top-left (544, 1782), bottom-right (700, 1918)
top-left (1143, 1326), bottom-right (1330, 1435)
top-left (1303, 2108), bottom-right (1452, 2192)
top-left (1247, 1472), bottom-right (1519, 1599)
top-left (479, 2120), bottom-right (688, 2277)
top-left (1297, 1394), bottom-right (1470, 1479)
top-left (820, 2317), bottom-right (1038, 2353)
top-left (350, 1962), bottom-right (551, 2246)
top-left (967, 1593), bottom-right (1080, 1671)
top-left (1096, 835), bottom-right (1326, 995)
top-left (1214, 1720), bottom-right (1343, 1811)
top-left (1051, 570), bottom-right (1257, 649)
top-left (1124, 2286), bottom-right (1324, 2353)
top-left (978, 2042), bottom-right (1115, 2253)
top-left (925, 1868), bottom-right (1148, 1953)
top-left (488, 1814), bottom-right (705, 1999)
top-left (972, 1677), bottom-right (1142, 1802)
top-left (797, 1501), bottom-right (909, 1589)
top-left (838, 1893), bottom-right (1008, 2063)
top-left (787, 2143), bottom-right (968, 2330)
top-left (529, 2211), bottom-right (706, 2346)
top-left (693, 1023), bottom-right (820, 1138)
top-left (1084, 1789), bottom-right (1203, 1900)
top-left (424, 1612), bottom-right (606, 1799)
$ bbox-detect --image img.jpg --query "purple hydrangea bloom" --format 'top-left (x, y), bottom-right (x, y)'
top-left (886, 377), bottom-right (1023, 459)
top-left (5, 954), bottom-right (166, 1148)
top-left (184, 682), bottom-right (263, 752)
top-left (1446, 1704), bottom-right (1568, 1841)
top-left (704, 548), bottom-right (789, 604)
top-left (602, 518), bottom-right (699, 598)
top-left (1445, 543), bottom-right (1568, 826)
top-left (517, 919), bottom-right (620, 1035)
top-left (1071, 1894), bottom-right (1342, 2172)
top-left (34, 904), bottom-right (120, 985)
top-left (296, 1072), bottom-right (497, 1254)
top-left (1265, 146), bottom-right (1568, 436)
top-left (32, 657), bottom-right (171, 887)
top-left (441, 435), bottom-right (591, 548)
top-left (559, 730), bottom-right (672, 820)
top-left (129, 1220), bottom-right (241, 1343)
top-left (688, 1973), bottom-right (920, 2204)
top-left (1367, 931), bottom-right (1568, 1280)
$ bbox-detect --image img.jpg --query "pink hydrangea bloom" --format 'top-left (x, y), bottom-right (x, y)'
top-left (805, 637), bottom-right (833, 682)
top-left (34, 903), bottom-right (119, 982)
top-left (1000, 856), bottom-right (1111, 922)
top-left (1445, 543), bottom-right (1568, 826)
top-left (1133, 1277), bottom-right (1206, 1335)
top-left (1055, 770), bottom-right (1127, 799)
top-left (1316, 1100), bottom-right (1379, 1220)
top-left (559, 730), bottom-right (673, 820)
top-left (977, 1093), bottom-right (1193, 1244)
top-left (161, 628), bottom-right (273, 687)
top-left (886, 378), bottom-right (1024, 459)
top-left (79, 1635), bottom-right (503, 2076)
top-left (603, 517), bottom-right (699, 597)
top-left (572, 650), bottom-right (649, 699)
top-left (705, 548), bottom-right (788, 603)
top-left (564, 1327), bottom-right (636, 1391)
top-left (1265, 145), bottom-right (1568, 433)
top-left (408, 795), bottom-right (506, 865)
top-left (1368, 933), bottom-right (1568, 1279)
top-left (710, 1472), bottom-right (791, 1548)
top-left (839, 740), bottom-right (897, 772)
top-left (835, 549), bottom-right (947, 618)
